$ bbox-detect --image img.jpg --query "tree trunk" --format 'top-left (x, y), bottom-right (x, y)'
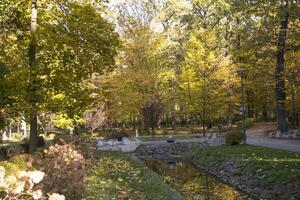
top-left (29, 114), bottom-right (37, 154)
top-left (9, 125), bottom-right (11, 139)
top-left (291, 84), bottom-right (296, 128)
top-left (171, 110), bottom-right (176, 130)
top-left (247, 89), bottom-right (254, 118)
top-left (262, 96), bottom-right (268, 121)
top-left (29, 0), bottom-right (38, 154)
top-left (227, 88), bottom-right (233, 127)
top-left (275, 0), bottom-right (289, 133)
top-left (296, 112), bottom-right (299, 127)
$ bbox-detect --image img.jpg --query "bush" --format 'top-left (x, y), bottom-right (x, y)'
top-left (105, 130), bottom-right (129, 141)
top-left (225, 131), bottom-right (243, 145)
top-left (236, 118), bottom-right (253, 129)
top-left (53, 134), bottom-right (96, 159)
top-left (52, 133), bottom-right (72, 145)
top-left (37, 144), bottom-right (86, 199)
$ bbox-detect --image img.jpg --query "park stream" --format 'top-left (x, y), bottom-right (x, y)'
top-left (133, 142), bottom-right (252, 200)
top-left (142, 159), bottom-right (251, 200)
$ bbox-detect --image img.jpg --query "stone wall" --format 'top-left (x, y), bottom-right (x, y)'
top-left (97, 137), bottom-right (141, 152)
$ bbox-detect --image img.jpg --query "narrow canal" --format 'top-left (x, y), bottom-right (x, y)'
top-left (144, 160), bottom-right (251, 200)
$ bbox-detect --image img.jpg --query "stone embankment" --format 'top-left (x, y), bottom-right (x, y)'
top-left (135, 135), bottom-right (224, 160)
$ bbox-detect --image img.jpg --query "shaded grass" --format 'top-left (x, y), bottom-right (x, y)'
top-left (85, 151), bottom-right (176, 200)
top-left (187, 145), bottom-right (300, 183)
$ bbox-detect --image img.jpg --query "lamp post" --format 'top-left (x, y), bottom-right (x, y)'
top-left (237, 67), bottom-right (247, 144)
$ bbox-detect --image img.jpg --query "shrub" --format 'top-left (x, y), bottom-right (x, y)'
top-left (73, 135), bottom-right (96, 160)
top-left (38, 144), bottom-right (86, 199)
top-left (225, 131), bottom-right (243, 145)
top-left (53, 134), bottom-right (96, 159)
top-left (236, 118), bottom-right (253, 130)
top-left (105, 130), bottom-right (129, 141)
top-left (52, 133), bottom-right (72, 145)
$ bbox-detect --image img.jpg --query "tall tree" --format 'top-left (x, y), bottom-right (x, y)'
top-left (275, 0), bottom-right (289, 132)
top-left (1, 0), bottom-right (119, 152)
top-left (28, 0), bottom-right (38, 153)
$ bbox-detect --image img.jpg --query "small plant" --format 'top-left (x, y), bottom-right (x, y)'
top-left (162, 129), bottom-right (168, 135)
top-left (225, 131), bottom-right (243, 145)
top-left (236, 118), bottom-right (253, 130)
top-left (105, 130), bottom-right (129, 141)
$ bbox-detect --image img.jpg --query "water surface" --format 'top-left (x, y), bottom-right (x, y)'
top-left (144, 160), bottom-right (249, 200)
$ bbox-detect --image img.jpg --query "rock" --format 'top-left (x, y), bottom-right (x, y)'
top-left (107, 140), bottom-right (116, 146)
top-left (97, 140), bottom-right (104, 147)
top-left (122, 137), bottom-right (131, 145)
top-left (98, 138), bottom-right (141, 152)
top-left (276, 131), bottom-right (281, 138)
top-left (212, 133), bottom-right (217, 139)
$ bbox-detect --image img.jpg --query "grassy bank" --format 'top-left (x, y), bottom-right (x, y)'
top-left (85, 151), bottom-right (177, 200)
top-left (186, 145), bottom-right (300, 199)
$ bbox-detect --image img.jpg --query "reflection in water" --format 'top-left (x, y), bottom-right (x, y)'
top-left (144, 160), bottom-right (249, 200)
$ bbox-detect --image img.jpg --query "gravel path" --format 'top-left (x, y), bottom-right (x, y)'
top-left (246, 122), bottom-right (300, 153)
top-left (247, 137), bottom-right (300, 153)
top-left (140, 134), bottom-right (300, 153)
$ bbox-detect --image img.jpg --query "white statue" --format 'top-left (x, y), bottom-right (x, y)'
top-left (21, 117), bottom-right (27, 139)
top-left (135, 129), bottom-right (139, 138)
top-left (2, 130), bottom-right (8, 140)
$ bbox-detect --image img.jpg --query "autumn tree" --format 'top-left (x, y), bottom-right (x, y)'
top-left (0, 0), bottom-right (119, 152)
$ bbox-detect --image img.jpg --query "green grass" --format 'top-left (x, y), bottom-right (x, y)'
top-left (187, 145), bottom-right (300, 183)
top-left (85, 151), bottom-right (176, 200)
